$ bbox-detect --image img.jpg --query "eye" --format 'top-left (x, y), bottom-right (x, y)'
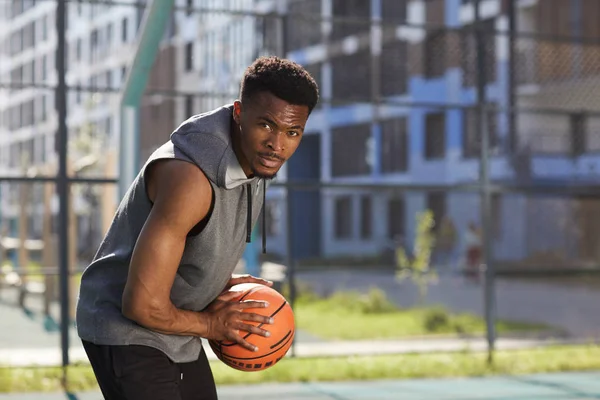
top-left (259, 122), bottom-right (271, 130)
top-left (288, 131), bottom-right (299, 137)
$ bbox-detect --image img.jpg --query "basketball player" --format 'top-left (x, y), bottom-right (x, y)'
top-left (76, 56), bottom-right (319, 400)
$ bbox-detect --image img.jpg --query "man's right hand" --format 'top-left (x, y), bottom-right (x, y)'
top-left (202, 290), bottom-right (274, 352)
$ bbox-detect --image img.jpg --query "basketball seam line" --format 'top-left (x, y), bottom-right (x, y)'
top-left (269, 330), bottom-right (292, 350)
top-left (220, 332), bottom-right (295, 361)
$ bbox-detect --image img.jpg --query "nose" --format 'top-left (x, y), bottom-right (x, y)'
top-left (267, 132), bottom-right (284, 152)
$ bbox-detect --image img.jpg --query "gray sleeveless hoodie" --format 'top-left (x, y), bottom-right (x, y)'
top-left (76, 104), bottom-right (267, 363)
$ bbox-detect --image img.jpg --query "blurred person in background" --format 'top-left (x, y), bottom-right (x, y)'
top-left (464, 221), bottom-right (482, 283)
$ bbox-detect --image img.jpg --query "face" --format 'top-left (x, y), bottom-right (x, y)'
top-left (233, 91), bottom-right (309, 180)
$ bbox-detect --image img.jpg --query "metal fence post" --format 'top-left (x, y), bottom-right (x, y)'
top-left (285, 188), bottom-right (297, 358)
top-left (508, 0), bottom-right (517, 152)
top-left (55, 0), bottom-right (70, 372)
top-left (475, 0), bottom-right (496, 364)
top-left (275, 2), bottom-right (298, 358)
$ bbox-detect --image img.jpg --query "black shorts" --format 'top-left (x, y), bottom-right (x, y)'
top-left (82, 340), bottom-right (218, 400)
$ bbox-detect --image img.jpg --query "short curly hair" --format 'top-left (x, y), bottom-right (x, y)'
top-left (240, 56), bottom-right (319, 114)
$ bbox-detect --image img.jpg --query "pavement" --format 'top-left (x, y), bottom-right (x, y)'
top-left (2, 372), bottom-right (600, 399)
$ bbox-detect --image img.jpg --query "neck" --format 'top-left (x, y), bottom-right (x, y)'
top-left (230, 118), bottom-right (253, 178)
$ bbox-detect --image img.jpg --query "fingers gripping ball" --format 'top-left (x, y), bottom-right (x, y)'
top-left (208, 283), bottom-right (295, 372)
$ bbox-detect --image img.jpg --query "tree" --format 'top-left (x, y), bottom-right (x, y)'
top-left (395, 210), bottom-right (437, 304)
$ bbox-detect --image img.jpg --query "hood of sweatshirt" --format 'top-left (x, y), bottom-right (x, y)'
top-left (169, 104), bottom-right (268, 253)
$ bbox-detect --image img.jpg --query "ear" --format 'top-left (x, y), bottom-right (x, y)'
top-left (232, 100), bottom-right (242, 125)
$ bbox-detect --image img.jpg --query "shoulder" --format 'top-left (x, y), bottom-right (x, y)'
top-left (146, 159), bottom-right (213, 218)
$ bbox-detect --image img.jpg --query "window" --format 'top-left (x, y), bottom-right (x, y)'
top-left (424, 30), bottom-right (446, 78)
top-left (9, 143), bottom-right (18, 167)
top-left (11, 1), bottom-right (22, 18)
top-left (10, 65), bottom-right (23, 84)
top-left (185, 42), bottom-right (194, 71)
top-left (381, 0), bottom-right (407, 23)
top-left (259, 200), bottom-right (281, 237)
top-left (331, 0), bottom-right (370, 40)
top-left (255, 13), bottom-right (278, 55)
top-left (10, 30), bottom-right (21, 56)
top-left (35, 135), bottom-right (45, 164)
top-left (41, 55), bottom-right (46, 81)
top-left (381, 40), bottom-right (408, 96)
top-left (381, 117), bottom-right (408, 173)
top-left (136, 5), bottom-right (144, 30)
top-left (76, 83), bottom-right (81, 104)
top-left (286, 0), bottom-right (322, 51)
top-left (360, 196), bottom-right (372, 239)
top-left (20, 99), bottom-right (35, 128)
top-left (463, 106), bottom-right (499, 158)
top-left (23, 21), bottom-right (35, 51)
top-left (41, 134), bottom-right (47, 163)
top-left (122, 17), bottom-right (128, 43)
top-left (22, 61), bottom-right (32, 83)
top-left (461, 19), bottom-right (496, 87)
top-left (25, 138), bottom-right (34, 166)
top-left (331, 49), bottom-right (371, 101)
top-left (331, 123), bottom-right (372, 177)
top-left (491, 193), bottom-right (502, 239)
top-left (42, 15), bottom-right (48, 41)
top-left (334, 196), bottom-right (353, 239)
top-left (106, 23), bottom-right (113, 49)
top-left (90, 29), bottom-right (98, 62)
top-left (41, 95), bottom-right (46, 122)
top-left (425, 112), bottom-right (446, 159)
top-left (104, 117), bottom-right (112, 136)
top-left (570, 112), bottom-right (586, 156)
top-left (388, 197), bottom-right (405, 239)
top-left (185, 95), bottom-right (194, 118)
top-left (426, 192), bottom-right (446, 232)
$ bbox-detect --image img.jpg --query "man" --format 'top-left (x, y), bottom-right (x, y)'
top-left (76, 56), bottom-right (319, 400)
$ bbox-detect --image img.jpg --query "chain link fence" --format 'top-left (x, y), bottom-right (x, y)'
top-left (1, 0), bottom-right (600, 369)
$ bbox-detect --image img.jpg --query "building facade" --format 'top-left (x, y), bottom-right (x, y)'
top-left (268, 0), bottom-right (600, 267)
top-left (0, 0), bottom-right (283, 263)
top-left (0, 0), bottom-right (178, 261)
top-left (2, 0), bottom-right (600, 268)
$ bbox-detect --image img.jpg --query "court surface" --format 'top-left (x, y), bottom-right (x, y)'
top-left (1, 371), bottom-right (600, 399)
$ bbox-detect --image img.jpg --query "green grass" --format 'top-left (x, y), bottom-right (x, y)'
top-left (293, 289), bottom-right (552, 340)
top-left (2, 345), bottom-right (600, 393)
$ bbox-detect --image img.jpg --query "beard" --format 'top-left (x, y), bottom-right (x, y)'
top-left (251, 167), bottom-right (277, 181)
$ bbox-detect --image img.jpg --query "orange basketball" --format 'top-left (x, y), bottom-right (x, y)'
top-left (208, 283), bottom-right (295, 372)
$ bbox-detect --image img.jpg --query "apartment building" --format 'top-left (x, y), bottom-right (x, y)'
top-left (262, 0), bottom-right (600, 267)
top-left (0, 0), bottom-right (284, 260)
top-left (0, 0), bottom-right (176, 257)
top-left (2, 0), bottom-right (599, 267)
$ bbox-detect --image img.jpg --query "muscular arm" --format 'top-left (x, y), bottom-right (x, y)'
top-left (121, 159), bottom-right (213, 337)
